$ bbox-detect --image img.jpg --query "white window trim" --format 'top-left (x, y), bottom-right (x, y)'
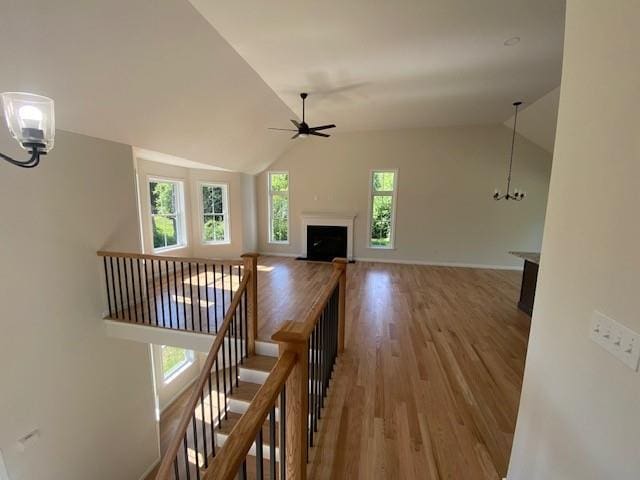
top-left (367, 169), bottom-right (398, 250)
top-left (161, 345), bottom-right (195, 384)
top-left (148, 176), bottom-right (188, 253)
top-left (268, 170), bottom-right (290, 245)
top-left (199, 182), bottom-right (231, 245)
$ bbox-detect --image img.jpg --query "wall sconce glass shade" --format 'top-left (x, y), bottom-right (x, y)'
top-left (1, 92), bottom-right (55, 152)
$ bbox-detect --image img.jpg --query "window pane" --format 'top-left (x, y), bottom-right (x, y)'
top-left (270, 173), bottom-right (289, 192)
top-left (150, 181), bottom-right (176, 215)
top-left (153, 215), bottom-right (177, 249)
top-left (373, 171), bottom-right (395, 192)
top-left (162, 346), bottom-right (191, 380)
top-left (203, 214), bottom-right (225, 242)
top-left (212, 187), bottom-right (224, 214)
top-left (271, 194), bottom-right (288, 241)
top-left (370, 195), bottom-right (393, 247)
top-left (202, 186), bottom-right (214, 214)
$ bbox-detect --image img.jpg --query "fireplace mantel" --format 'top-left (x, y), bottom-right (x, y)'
top-left (300, 212), bottom-right (356, 261)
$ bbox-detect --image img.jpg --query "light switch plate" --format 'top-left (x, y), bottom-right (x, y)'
top-left (590, 311), bottom-right (640, 371)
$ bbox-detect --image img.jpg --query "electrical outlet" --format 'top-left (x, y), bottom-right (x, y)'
top-left (590, 311), bottom-right (640, 371)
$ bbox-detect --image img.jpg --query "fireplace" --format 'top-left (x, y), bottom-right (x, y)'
top-left (300, 212), bottom-right (356, 261)
top-left (307, 225), bottom-right (348, 262)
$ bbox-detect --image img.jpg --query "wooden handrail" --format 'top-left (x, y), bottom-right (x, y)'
top-left (272, 259), bottom-right (346, 344)
top-left (96, 250), bottom-right (244, 266)
top-left (204, 351), bottom-right (297, 480)
top-left (155, 270), bottom-right (251, 479)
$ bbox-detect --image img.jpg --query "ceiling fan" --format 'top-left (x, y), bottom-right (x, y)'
top-left (269, 93), bottom-right (336, 139)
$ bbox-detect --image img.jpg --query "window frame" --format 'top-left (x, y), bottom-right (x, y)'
top-left (367, 169), bottom-right (398, 250)
top-left (199, 182), bottom-right (231, 245)
top-left (147, 176), bottom-right (188, 253)
top-left (267, 170), bottom-right (290, 245)
top-left (160, 345), bottom-right (195, 384)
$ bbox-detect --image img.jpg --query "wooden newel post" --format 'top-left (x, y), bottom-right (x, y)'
top-left (332, 258), bottom-right (348, 353)
top-left (241, 253), bottom-right (259, 355)
top-left (272, 323), bottom-right (308, 480)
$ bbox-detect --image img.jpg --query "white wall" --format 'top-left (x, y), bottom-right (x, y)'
top-left (0, 130), bottom-right (158, 479)
top-left (257, 125), bottom-right (552, 268)
top-left (505, 86), bottom-right (561, 153)
top-left (508, 1), bottom-right (640, 479)
top-left (135, 158), bottom-right (251, 258)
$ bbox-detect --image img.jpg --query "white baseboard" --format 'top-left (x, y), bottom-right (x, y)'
top-left (258, 251), bottom-right (299, 258)
top-left (355, 256), bottom-right (523, 271)
top-left (259, 251), bottom-right (522, 271)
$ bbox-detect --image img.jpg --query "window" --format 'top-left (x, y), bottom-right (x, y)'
top-left (201, 183), bottom-right (230, 244)
top-left (268, 171), bottom-right (289, 243)
top-left (149, 178), bottom-right (186, 251)
top-left (369, 170), bottom-right (398, 249)
top-left (161, 345), bottom-right (194, 382)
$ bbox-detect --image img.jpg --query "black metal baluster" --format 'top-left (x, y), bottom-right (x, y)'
top-left (215, 355), bottom-right (222, 430)
top-left (227, 325), bottom-right (234, 394)
top-left (237, 266), bottom-right (242, 358)
top-left (109, 257), bottom-right (117, 318)
top-left (158, 260), bottom-right (166, 327)
top-left (213, 264), bottom-right (219, 333)
top-left (174, 458), bottom-right (180, 480)
top-left (243, 288), bottom-right (248, 359)
top-left (137, 259), bottom-right (145, 324)
top-left (309, 334), bottom-right (314, 448)
top-left (200, 390), bottom-right (208, 469)
top-left (204, 264), bottom-right (211, 333)
top-left (183, 435), bottom-right (191, 480)
top-left (269, 406), bottom-right (276, 480)
top-left (256, 427), bottom-right (264, 480)
top-left (166, 261), bottom-right (173, 329)
top-left (221, 306), bottom-right (228, 420)
top-left (280, 388), bottom-right (286, 480)
top-left (116, 257), bottom-right (124, 319)
top-left (181, 262), bottom-right (187, 331)
top-left (123, 257), bottom-right (132, 321)
top-left (189, 262), bottom-right (195, 331)
top-left (208, 375), bottom-right (216, 457)
top-left (192, 414), bottom-right (201, 480)
top-left (240, 460), bottom-right (247, 480)
top-left (130, 259), bottom-right (139, 323)
top-left (151, 260), bottom-right (158, 327)
top-left (174, 261), bottom-right (179, 329)
top-left (103, 257), bottom-right (113, 318)
top-left (197, 263), bottom-right (203, 332)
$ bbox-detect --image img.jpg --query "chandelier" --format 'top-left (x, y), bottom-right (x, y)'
top-left (494, 101), bottom-right (526, 201)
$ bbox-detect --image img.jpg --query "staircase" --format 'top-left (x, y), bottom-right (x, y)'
top-left (97, 250), bottom-right (347, 480)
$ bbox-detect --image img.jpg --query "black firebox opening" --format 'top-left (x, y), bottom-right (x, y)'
top-left (306, 225), bottom-right (347, 262)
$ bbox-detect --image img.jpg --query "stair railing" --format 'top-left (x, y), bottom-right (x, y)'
top-left (97, 251), bottom-right (255, 336)
top-left (203, 258), bottom-right (347, 480)
top-left (148, 253), bottom-right (259, 480)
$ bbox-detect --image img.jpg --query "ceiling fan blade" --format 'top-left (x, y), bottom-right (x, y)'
top-left (309, 124), bottom-right (336, 131)
top-left (309, 131), bottom-right (330, 138)
top-left (291, 133), bottom-right (300, 139)
top-left (268, 128), bottom-right (298, 131)
top-left (290, 119), bottom-right (300, 128)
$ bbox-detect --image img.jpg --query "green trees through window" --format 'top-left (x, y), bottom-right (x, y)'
top-left (370, 171), bottom-right (397, 248)
top-left (202, 184), bottom-right (228, 243)
top-left (150, 180), bottom-right (182, 250)
top-left (269, 172), bottom-right (289, 242)
top-left (161, 345), bottom-right (194, 381)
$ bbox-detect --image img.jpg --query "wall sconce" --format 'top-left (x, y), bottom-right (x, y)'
top-left (1, 92), bottom-right (55, 168)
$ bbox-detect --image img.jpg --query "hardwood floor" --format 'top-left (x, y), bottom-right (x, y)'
top-left (151, 257), bottom-right (529, 479)
top-left (306, 260), bottom-right (529, 480)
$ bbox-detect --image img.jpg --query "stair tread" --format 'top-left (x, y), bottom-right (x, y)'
top-left (241, 354), bottom-right (277, 373)
top-left (217, 411), bottom-right (280, 446)
top-left (229, 380), bottom-right (262, 403)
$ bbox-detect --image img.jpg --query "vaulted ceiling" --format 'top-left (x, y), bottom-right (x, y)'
top-left (0, 0), bottom-right (564, 173)
top-left (190, 0), bottom-right (565, 132)
top-left (0, 0), bottom-right (295, 173)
